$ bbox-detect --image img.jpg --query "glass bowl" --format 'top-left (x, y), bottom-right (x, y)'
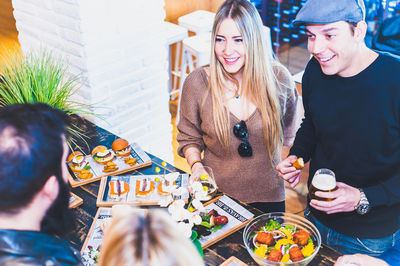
top-left (243, 212), bottom-right (321, 266)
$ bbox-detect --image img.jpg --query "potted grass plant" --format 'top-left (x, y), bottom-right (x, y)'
top-left (0, 48), bottom-right (93, 149)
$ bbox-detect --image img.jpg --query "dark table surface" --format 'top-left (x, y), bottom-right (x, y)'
top-left (67, 116), bottom-right (341, 265)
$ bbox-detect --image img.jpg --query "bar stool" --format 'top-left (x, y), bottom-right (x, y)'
top-left (173, 10), bottom-right (215, 100)
top-left (178, 10), bottom-right (215, 35)
top-left (175, 33), bottom-right (212, 124)
top-left (164, 22), bottom-right (189, 98)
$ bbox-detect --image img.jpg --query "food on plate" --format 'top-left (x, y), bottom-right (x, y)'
top-left (109, 179), bottom-right (130, 199)
top-left (256, 232), bottom-right (274, 245)
top-left (251, 219), bottom-right (316, 263)
top-left (103, 161), bottom-right (118, 173)
top-left (267, 249), bottom-right (283, 262)
top-left (91, 145), bottom-right (107, 156)
top-left (92, 146), bottom-right (115, 164)
top-left (124, 157), bottom-right (137, 166)
top-left (213, 215), bottom-right (228, 225)
top-left (112, 138), bottom-right (131, 157)
top-left (293, 230), bottom-right (310, 246)
top-left (289, 245), bottom-right (305, 262)
top-left (67, 151), bottom-right (82, 163)
top-left (157, 179), bottom-right (176, 196)
top-left (192, 209), bottom-right (229, 237)
top-left (68, 151), bottom-right (91, 173)
top-left (77, 169), bottom-right (93, 179)
top-left (135, 179), bottom-right (155, 197)
top-left (292, 157), bottom-right (304, 169)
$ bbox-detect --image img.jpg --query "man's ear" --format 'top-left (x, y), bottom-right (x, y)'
top-left (40, 176), bottom-right (59, 202)
top-left (355, 21), bottom-right (367, 42)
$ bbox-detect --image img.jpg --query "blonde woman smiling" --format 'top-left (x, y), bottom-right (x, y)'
top-left (177, 0), bottom-right (298, 212)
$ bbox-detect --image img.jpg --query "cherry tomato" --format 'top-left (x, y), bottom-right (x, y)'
top-left (214, 215), bottom-right (228, 225)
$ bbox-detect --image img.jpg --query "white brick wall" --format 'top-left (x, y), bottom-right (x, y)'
top-left (11, 0), bottom-right (173, 164)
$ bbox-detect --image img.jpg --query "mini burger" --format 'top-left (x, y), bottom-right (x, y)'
top-left (112, 138), bottom-right (131, 157)
top-left (92, 145), bottom-right (115, 164)
top-left (68, 151), bottom-right (90, 173)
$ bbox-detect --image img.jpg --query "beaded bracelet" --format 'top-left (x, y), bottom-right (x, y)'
top-left (190, 160), bottom-right (202, 169)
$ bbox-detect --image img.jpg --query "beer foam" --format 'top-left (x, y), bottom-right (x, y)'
top-left (311, 174), bottom-right (336, 191)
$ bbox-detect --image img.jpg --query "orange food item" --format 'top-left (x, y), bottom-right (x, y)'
top-left (77, 169), bottom-right (93, 179)
top-left (91, 145), bottom-right (108, 156)
top-left (157, 180), bottom-right (176, 196)
top-left (267, 249), bottom-right (283, 262)
top-left (135, 179), bottom-right (155, 197)
top-left (289, 246), bottom-right (305, 262)
top-left (256, 232), bottom-right (274, 246)
top-left (112, 138), bottom-right (131, 157)
top-left (67, 151), bottom-right (82, 163)
top-left (109, 180), bottom-right (130, 199)
top-left (292, 157), bottom-right (304, 169)
top-left (293, 230), bottom-right (310, 246)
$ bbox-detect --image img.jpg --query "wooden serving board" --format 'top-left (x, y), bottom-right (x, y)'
top-left (81, 207), bottom-right (147, 265)
top-left (197, 195), bottom-right (254, 249)
top-left (220, 256), bottom-right (248, 266)
top-left (81, 195), bottom-right (253, 264)
top-left (80, 207), bottom-right (110, 265)
top-left (96, 173), bottom-right (189, 207)
top-left (69, 192), bottom-right (83, 208)
top-left (68, 143), bottom-right (152, 188)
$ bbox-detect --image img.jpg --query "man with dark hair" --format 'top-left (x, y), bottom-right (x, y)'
top-left (0, 103), bottom-right (81, 265)
top-left (276, 0), bottom-right (400, 259)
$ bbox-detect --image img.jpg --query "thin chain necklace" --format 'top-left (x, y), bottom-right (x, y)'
top-left (234, 89), bottom-right (240, 99)
top-left (226, 80), bottom-right (241, 99)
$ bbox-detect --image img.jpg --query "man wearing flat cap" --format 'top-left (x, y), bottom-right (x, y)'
top-left (277, 0), bottom-right (400, 258)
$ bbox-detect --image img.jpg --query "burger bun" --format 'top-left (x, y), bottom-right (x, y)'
top-left (112, 138), bottom-right (131, 157)
top-left (67, 151), bottom-right (83, 163)
top-left (91, 145), bottom-right (108, 156)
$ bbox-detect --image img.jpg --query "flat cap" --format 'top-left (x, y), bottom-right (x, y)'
top-left (292, 0), bottom-right (366, 27)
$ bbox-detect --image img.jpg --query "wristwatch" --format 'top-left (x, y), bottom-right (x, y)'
top-left (355, 188), bottom-right (371, 215)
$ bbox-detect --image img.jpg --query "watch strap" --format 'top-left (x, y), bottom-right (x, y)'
top-left (356, 188), bottom-right (370, 215)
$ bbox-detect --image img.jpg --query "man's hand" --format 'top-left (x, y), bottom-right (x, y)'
top-left (335, 253), bottom-right (388, 266)
top-left (310, 182), bottom-right (361, 214)
top-left (276, 155), bottom-right (302, 188)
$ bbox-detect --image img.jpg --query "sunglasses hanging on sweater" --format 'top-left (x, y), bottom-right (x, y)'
top-left (233, 120), bottom-right (253, 157)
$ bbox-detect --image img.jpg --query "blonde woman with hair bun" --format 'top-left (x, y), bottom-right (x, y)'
top-left (177, 0), bottom-right (298, 213)
top-left (98, 206), bottom-right (204, 266)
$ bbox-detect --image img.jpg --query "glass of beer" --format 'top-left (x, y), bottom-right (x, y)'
top-left (309, 168), bottom-right (338, 201)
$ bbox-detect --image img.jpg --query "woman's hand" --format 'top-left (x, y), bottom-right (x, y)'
top-left (188, 162), bottom-right (205, 194)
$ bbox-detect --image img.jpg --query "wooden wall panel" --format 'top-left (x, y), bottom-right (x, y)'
top-left (0, 0), bottom-right (17, 38)
top-left (164, 0), bottom-right (224, 23)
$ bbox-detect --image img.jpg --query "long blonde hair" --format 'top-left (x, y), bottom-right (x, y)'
top-left (209, 0), bottom-right (292, 163)
top-left (99, 207), bottom-right (204, 266)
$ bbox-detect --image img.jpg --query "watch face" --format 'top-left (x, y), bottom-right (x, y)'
top-left (357, 204), bottom-right (370, 215)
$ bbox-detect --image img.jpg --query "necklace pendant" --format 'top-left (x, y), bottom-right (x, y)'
top-left (235, 94), bottom-right (240, 99)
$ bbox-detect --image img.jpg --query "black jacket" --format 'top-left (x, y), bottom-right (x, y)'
top-left (0, 229), bottom-right (82, 265)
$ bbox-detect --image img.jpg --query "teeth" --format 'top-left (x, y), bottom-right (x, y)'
top-left (320, 55), bottom-right (334, 62)
top-left (225, 58), bottom-right (238, 62)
